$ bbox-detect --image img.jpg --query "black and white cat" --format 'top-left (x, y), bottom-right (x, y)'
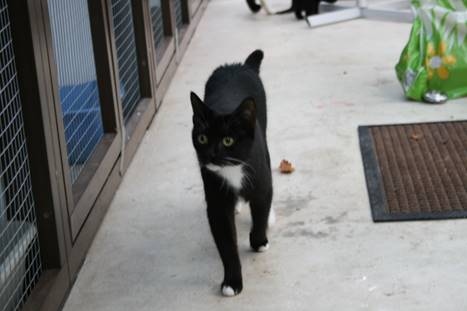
top-left (277, 0), bottom-right (338, 19)
top-left (190, 50), bottom-right (274, 297)
top-left (246, 0), bottom-right (338, 19)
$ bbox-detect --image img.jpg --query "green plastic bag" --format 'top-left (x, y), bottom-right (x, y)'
top-left (396, 0), bottom-right (467, 101)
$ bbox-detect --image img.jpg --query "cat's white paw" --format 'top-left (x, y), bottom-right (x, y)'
top-left (268, 207), bottom-right (276, 227)
top-left (257, 243), bottom-right (269, 252)
top-left (222, 286), bottom-right (236, 297)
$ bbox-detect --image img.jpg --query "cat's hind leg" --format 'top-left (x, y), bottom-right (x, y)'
top-left (295, 7), bottom-right (304, 19)
top-left (305, 0), bottom-right (320, 17)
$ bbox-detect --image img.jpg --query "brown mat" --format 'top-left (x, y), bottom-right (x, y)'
top-left (359, 121), bottom-right (467, 222)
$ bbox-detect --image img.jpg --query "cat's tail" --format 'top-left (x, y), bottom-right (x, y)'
top-left (244, 50), bottom-right (264, 73)
top-left (245, 0), bottom-right (261, 13)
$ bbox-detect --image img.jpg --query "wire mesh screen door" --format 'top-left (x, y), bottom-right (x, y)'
top-left (47, 0), bottom-right (106, 184)
top-left (173, 0), bottom-right (184, 31)
top-left (148, 0), bottom-right (178, 84)
top-left (46, 0), bottom-right (124, 239)
top-left (110, 0), bottom-right (143, 123)
top-left (149, 0), bottom-right (168, 63)
top-left (0, 1), bottom-right (42, 310)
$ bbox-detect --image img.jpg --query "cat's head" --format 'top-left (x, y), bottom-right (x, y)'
top-left (190, 92), bottom-right (256, 168)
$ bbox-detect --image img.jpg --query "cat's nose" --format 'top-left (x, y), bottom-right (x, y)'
top-left (206, 152), bottom-right (216, 162)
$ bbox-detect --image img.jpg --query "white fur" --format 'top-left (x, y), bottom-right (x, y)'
top-left (222, 286), bottom-right (236, 297)
top-left (205, 164), bottom-right (221, 172)
top-left (206, 164), bottom-right (244, 191)
top-left (257, 243), bottom-right (269, 252)
top-left (235, 198), bottom-right (248, 214)
top-left (268, 206), bottom-right (276, 227)
top-left (258, 0), bottom-right (273, 14)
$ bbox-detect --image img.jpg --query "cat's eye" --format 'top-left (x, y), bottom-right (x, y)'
top-left (222, 137), bottom-right (235, 147)
top-left (197, 134), bottom-right (208, 145)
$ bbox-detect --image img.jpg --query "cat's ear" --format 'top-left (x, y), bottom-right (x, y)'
top-left (190, 91), bottom-right (206, 117)
top-left (235, 97), bottom-right (256, 130)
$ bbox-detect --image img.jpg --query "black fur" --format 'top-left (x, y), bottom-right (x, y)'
top-left (246, 0), bottom-right (261, 12)
top-left (244, 49), bottom-right (264, 74)
top-left (280, 0), bottom-right (338, 19)
top-left (190, 50), bottom-right (272, 296)
top-left (245, 0), bottom-right (338, 19)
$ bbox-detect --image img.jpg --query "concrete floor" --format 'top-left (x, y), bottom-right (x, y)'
top-left (63, 1), bottom-right (467, 310)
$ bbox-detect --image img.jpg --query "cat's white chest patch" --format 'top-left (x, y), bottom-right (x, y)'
top-left (206, 164), bottom-right (244, 191)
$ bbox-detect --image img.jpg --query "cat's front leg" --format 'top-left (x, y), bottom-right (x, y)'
top-left (249, 186), bottom-right (273, 252)
top-left (206, 195), bottom-right (243, 296)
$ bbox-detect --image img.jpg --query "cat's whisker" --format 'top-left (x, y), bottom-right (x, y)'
top-left (219, 175), bottom-right (227, 192)
top-left (224, 157), bottom-right (256, 172)
top-left (222, 157), bottom-right (255, 189)
top-left (244, 173), bottom-right (255, 189)
top-left (240, 169), bottom-right (254, 189)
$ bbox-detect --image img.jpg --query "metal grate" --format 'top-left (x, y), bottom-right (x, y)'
top-left (111, 0), bottom-right (142, 123)
top-left (0, 1), bottom-right (42, 310)
top-left (149, 0), bottom-right (165, 61)
top-left (47, 0), bottom-right (105, 183)
top-left (173, 0), bottom-right (184, 30)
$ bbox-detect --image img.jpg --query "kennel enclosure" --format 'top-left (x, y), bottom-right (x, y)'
top-left (0, 0), bottom-right (207, 310)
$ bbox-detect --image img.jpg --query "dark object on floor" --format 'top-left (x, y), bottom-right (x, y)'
top-left (245, 0), bottom-right (338, 19)
top-left (246, 0), bottom-right (262, 13)
top-left (276, 0), bottom-right (338, 19)
top-left (359, 121), bottom-right (467, 222)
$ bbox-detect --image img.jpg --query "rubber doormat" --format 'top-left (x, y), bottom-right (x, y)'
top-left (359, 121), bottom-right (467, 222)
